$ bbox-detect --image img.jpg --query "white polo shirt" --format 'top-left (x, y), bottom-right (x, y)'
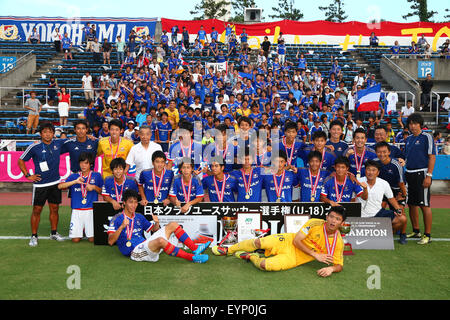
top-left (126, 141), bottom-right (162, 181)
top-left (356, 177), bottom-right (393, 218)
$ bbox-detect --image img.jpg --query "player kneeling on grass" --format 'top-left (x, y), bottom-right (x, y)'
top-left (108, 189), bottom-right (210, 263)
top-left (58, 152), bottom-right (103, 243)
top-left (212, 206), bottom-right (346, 278)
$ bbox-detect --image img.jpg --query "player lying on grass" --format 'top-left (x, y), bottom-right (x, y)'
top-left (108, 189), bottom-right (211, 263)
top-left (212, 206), bottom-right (346, 277)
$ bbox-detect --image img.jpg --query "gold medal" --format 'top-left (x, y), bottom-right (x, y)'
top-left (154, 199), bottom-right (159, 204)
top-left (356, 172), bottom-right (361, 179)
top-left (81, 198), bottom-right (87, 205)
top-left (276, 198), bottom-right (281, 203)
top-left (245, 194), bottom-right (250, 200)
top-left (126, 241), bottom-right (132, 247)
top-left (311, 196), bottom-right (315, 202)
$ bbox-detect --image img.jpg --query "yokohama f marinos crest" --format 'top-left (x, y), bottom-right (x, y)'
top-left (132, 26), bottom-right (149, 42)
top-left (0, 25), bottom-right (19, 40)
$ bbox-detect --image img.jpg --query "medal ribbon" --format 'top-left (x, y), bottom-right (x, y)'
top-left (323, 224), bottom-right (338, 256)
top-left (354, 146), bottom-right (366, 174)
top-left (308, 169), bottom-right (321, 198)
top-left (114, 180), bottom-right (124, 202)
top-left (216, 143), bottom-right (229, 160)
top-left (334, 176), bottom-right (347, 202)
top-left (283, 137), bottom-right (295, 166)
top-left (109, 137), bottom-right (121, 160)
top-left (152, 169), bottom-right (165, 201)
top-left (123, 212), bottom-right (135, 241)
top-left (181, 177), bottom-right (193, 203)
top-left (241, 168), bottom-right (253, 195)
top-left (213, 175), bottom-right (227, 202)
top-left (181, 140), bottom-right (192, 158)
top-left (273, 171), bottom-right (286, 200)
top-left (80, 171), bottom-right (92, 199)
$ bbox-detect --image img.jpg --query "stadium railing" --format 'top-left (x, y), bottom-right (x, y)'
top-left (432, 91), bottom-right (450, 126)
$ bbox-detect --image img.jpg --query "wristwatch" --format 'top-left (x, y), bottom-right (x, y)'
top-left (426, 173), bottom-right (433, 178)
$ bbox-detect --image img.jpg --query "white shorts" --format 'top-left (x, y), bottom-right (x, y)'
top-left (58, 102), bottom-right (69, 117)
top-left (130, 226), bottom-right (179, 262)
top-left (69, 209), bottom-right (93, 238)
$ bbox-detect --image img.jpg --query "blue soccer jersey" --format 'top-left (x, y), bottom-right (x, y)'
top-left (107, 212), bottom-right (155, 256)
top-left (202, 174), bottom-right (237, 202)
top-left (300, 147), bottom-right (337, 173)
top-left (404, 131), bottom-right (435, 170)
top-left (62, 138), bottom-right (99, 173)
top-left (168, 140), bottom-right (203, 170)
top-left (169, 176), bottom-right (204, 202)
top-left (66, 171), bottom-right (103, 209)
top-left (343, 147), bottom-right (377, 177)
top-left (20, 139), bottom-right (67, 186)
top-left (230, 167), bottom-right (263, 202)
top-left (102, 176), bottom-right (139, 201)
top-left (156, 121), bottom-right (172, 142)
top-left (203, 143), bottom-right (237, 173)
top-left (138, 169), bottom-right (174, 203)
top-left (321, 176), bottom-right (363, 202)
top-left (278, 139), bottom-right (304, 167)
top-left (325, 140), bottom-right (348, 158)
top-left (262, 169), bottom-right (298, 202)
top-left (376, 159), bottom-right (404, 191)
top-left (297, 168), bottom-right (329, 202)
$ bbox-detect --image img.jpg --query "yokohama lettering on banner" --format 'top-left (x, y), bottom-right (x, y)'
top-left (161, 18), bottom-right (450, 51)
top-left (0, 16), bottom-right (157, 45)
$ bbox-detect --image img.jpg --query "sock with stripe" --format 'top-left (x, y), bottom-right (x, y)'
top-left (174, 226), bottom-right (198, 251)
top-left (163, 242), bottom-right (194, 261)
top-left (228, 239), bottom-right (257, 255)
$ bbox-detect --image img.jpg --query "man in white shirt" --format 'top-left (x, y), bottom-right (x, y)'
top-left (82, 71), bottom-right (94, 101)
top-left (441, 93), bottom-right (450, 111)
top-left (399, 100), bottom-right (415, 128)
top-left (126, 125), bottom-right (163, 182)
top-left (149, 58), bottom-right (161, 77)
top-left (357, 160), bottom-right (407, 244)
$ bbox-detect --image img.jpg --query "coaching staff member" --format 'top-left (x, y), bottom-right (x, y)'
top-left (404, 114), bottom-right (435, 244)
top-left (18, 122), bottom-right (66, 247)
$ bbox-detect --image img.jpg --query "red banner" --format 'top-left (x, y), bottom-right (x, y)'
top-left (161, 18), bottom-right (450, 51)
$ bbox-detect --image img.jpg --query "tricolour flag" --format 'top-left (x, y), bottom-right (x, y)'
top-left (356, 83), bottom-right (381, 112)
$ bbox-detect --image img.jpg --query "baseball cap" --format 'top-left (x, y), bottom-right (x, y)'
top-left (306, 69), bottom-right (311, 73)
top-left (275, 111), bottom-right (281, 115)
top-left (134, 126), bottom-right (140, 130)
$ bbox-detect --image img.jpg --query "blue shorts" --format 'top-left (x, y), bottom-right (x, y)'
top-left (375, 208), bottom-right (395, 220)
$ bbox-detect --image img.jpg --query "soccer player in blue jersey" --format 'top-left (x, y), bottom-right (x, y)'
top-left (58, 153), bottom-right (103, 243)
top-left (203, 124), bottom-right (237, 174)
top-left (278, 121), bottom-right (304, 170)
top-left (18, 122), bottom-right (67, 246)
top-left (168, 121), bottom-right (203, 174)
top-left (155, 112), bottom-right (172, 153)
top-left (325, 120), bottom-right (348, 158)
top-left (231, 148), bottom-right (263, 202)
top-left (404, 114), bottom-right (436, 244)
top-left (374, 125), bottom-right (405, 160)
top-left (343, 128), bottom-right (377, 178)
top-left (202, 156), bottom-right (238, 202)
top-left (301, 131), bottom-right (336, 173)
top-left (62, 120), bottom-right (98, 173)
top-left (138, 151), bottom-right (174, 206)
top-left (320, 156), bottom-right (368, 205)
top-left (169, 158), bottom-right (204, 213)
top-left (262, 150), bottom-right (299, 203)
top-left (102, 157), bottom-right (139, 210)
top-left (108, 189), bottom-right (210, 263)
top-left (297, 151), bottom-right (330, 202)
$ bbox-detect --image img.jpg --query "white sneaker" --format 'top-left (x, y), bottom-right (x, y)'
top-left (50, 232), bottom-right (65, 241)
top-left (29, 236), bottom-right (38, 247)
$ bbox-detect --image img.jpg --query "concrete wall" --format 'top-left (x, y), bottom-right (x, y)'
top-left (380, 57), bottom-right (421, 108)
top-left (0, 54), bottom-right (36, 100)
top-left (395, 58), bottom-right (450, 81)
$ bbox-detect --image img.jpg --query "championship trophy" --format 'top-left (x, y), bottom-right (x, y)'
top-left (219, 216), bottom-right (238, 247)
top-left (339, 222), bottom-right (354, 256)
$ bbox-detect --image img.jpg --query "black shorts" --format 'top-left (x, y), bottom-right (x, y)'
top-left (32, 184), bottom-right (62, 206)
top-left (405, 170), bottom-right (431, 207)
top-left (383, 189), bottom-right (406, 209)
top-left (375, 208), bottom-right (395, 221)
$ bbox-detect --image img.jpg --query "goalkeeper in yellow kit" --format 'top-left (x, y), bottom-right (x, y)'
top-left (212, 206), bottom-right (346, 277)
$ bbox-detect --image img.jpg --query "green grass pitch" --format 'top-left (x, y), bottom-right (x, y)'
top-left (1, 205), bottom-right (449, 300)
